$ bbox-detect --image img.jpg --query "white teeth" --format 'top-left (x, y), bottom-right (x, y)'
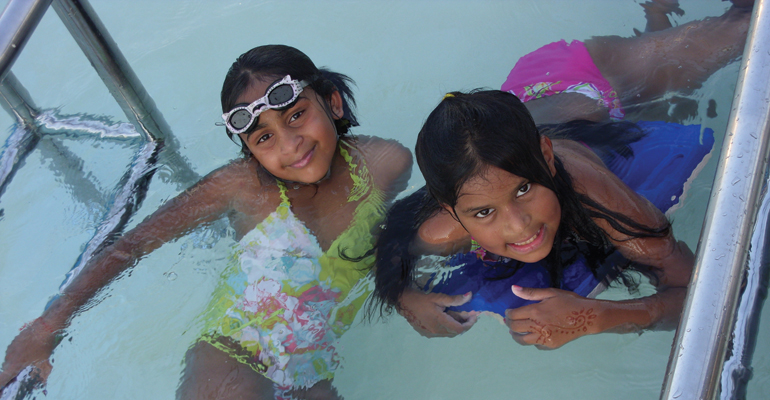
top-left (513, 227), bottom-right (540, 246)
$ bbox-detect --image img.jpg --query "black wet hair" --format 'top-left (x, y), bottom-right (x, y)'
top-left (221, 44), bottom-right (359, 157)
top-left (370, 90), bottom-right (670, 314)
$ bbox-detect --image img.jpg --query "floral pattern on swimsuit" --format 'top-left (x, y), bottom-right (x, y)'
top-left (199, 140), bottom-right (387, 398)
top-left (501, 39), bottom-right (625, 120)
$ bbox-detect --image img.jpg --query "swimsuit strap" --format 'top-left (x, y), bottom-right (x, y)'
top-left (275, 180), bottom-right (292, 217)
top-left (339, 138), bottom-right (372, 202)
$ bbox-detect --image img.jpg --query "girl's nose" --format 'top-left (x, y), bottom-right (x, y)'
top-left (502, 204), bottom-right (531, 236)
top-left (278, 129), bottom-right (303, 154)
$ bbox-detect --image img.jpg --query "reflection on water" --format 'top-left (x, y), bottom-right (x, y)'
top-left (0, 0), bottom-right (763, 399)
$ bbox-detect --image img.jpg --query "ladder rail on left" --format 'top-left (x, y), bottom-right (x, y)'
top-left (0, 1), bottom-right (202, 398)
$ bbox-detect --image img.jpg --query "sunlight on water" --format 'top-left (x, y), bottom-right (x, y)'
top-left (1, 0), bottom-right (766, 399)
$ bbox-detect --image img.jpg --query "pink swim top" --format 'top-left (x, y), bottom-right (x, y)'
top-left (501, 39), bottom-right (625, 120)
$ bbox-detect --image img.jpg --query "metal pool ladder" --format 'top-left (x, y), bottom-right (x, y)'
top-left (0, 0), bottom-right (199, 397)
top-left (0, 0), bottom-right (769, 399)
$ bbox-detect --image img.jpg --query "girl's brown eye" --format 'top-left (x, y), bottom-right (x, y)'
top-left (475, 208), bottom-right (494, 218)
top-left (517, 183), bottom-right (531, 197)
top-left (257, 133), bottom-right (272, 144)
top-left (290, 110), bottom-right (304, 122)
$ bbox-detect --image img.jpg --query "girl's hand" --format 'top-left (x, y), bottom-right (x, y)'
top-left (398, 288), bottom-right (479, 337)
top-left (0, 318), bottom-right (58, 391)
top-left (505, 286), bottom-right (602, 349)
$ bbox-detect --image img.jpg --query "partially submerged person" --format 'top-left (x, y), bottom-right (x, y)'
top-left (371, 0), bottom-right (752, 347)
top-left (509, 0), bottom-right (751, 125)
top-left (0, 45), bottom-right (412, 399)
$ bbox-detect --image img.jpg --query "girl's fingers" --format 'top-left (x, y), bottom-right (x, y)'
top-left (436, 312), bottom-right (467, 335)
top-left (446, 310), bottom-right (479, 323)
top-left (505, 318), bottom-right (537, 335)
top-left (505, 305), bottom-right (533, 322)
top-left (438, 292), bottom-right (472, 307)
top-left (507, 321), bottom-right (557, 348)
top-left (511, 285), bottom-right (556, 301)
top-left (509, 331), bottom-right (540, 346)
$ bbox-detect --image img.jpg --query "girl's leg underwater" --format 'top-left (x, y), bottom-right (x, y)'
top-left (586, 2), bottom-right (752, 107)
top-left (176, 341), bottom-right (343, 400)
top-left (176, 341), bottom-right (274, 400)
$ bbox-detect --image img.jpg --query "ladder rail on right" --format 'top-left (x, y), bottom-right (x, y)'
top-left (662, 0), bottom-right (770, 398)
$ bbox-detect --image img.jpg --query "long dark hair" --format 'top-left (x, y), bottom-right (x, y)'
top-left (370, 90), bottom-right (670, 314)
top-left (221, 44), bottom-right (359, 157)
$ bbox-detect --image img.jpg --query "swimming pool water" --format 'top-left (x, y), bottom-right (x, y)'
top-left (1, 0), bottom-right (767, 398)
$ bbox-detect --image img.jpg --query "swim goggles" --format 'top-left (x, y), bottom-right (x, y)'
top-left (221, 75), bottom-right (311, 134)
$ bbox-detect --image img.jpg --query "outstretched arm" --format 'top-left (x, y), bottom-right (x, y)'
top-left (505, 144), bottom-right (693, 349)
top-left (0, 163), bottom-right (243, 389)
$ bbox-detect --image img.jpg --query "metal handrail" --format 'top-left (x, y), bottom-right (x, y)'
top-left (0, 0), bottom-right (199, 187)
top-left (0, 0), bottom-right (201, 396)
top-left (720, 180), bottom-right (770, 399)
top-left (661, 0), bottom-right (770, 398)
top-left (0, 0), bottom-right (51, 84)
top-left (52, 0), bottom-right (198, 184)
top-left (0, 72), bottom-right (40, 197)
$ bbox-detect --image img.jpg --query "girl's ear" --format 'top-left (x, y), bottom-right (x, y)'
top-left (540, 136), bottom-right (557, 176)
top-left (328, 90), bottom-right (343, 120)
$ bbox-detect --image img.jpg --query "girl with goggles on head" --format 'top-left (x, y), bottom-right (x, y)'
top-left (0, 44), bottom-right (412, 399)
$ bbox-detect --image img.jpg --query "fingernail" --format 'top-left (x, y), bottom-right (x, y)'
top-left (512, 285), bottom-right (522, 292)
top-left (464, 291), bottom-right (472, 298)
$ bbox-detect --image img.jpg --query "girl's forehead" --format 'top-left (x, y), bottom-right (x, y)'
top-left (236, 79), bottom-right (317, 106)
top-left (235, 80), bottom-right (274, 104)
top-left (459, 166), bottom-right (525, 194)
top-left (235, 74), bottom-right (290, 103)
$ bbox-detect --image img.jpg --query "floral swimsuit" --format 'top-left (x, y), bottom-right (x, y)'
top-left (200, 140), bottom-right (386, 399)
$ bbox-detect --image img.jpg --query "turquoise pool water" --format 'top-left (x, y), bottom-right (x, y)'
top-left (1, 0), bottom-right (767, 398)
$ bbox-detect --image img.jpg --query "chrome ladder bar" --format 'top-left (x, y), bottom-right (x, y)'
top-left (662, 0), bottom-right (770, 398)
top-left (0, 0), bottom-right (200, 397)
top-left (52, 0), bottom-right (198, 184)
top-left (0, 0), bottom-right (51, 84)
top-left (0, 0), bottom-right (199, 187)
top-left (0, 72), bottom-right (40, 197)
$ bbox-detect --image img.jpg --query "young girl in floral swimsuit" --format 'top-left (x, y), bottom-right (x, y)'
top-left (0, 45), bottom-right (412, 400)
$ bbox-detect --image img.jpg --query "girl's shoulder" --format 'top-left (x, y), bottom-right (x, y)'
top-left (190, 157), bottom-right (268, 197)
top-left (202, 157), bottom-right (259, 182)
top-left (555, 139), bottom-right (667, 231)
top-left (554, 139), bottom-right (618, 189)
top-left (346, 135), bottom-right (413, 189)
top-left (353, 135), bottom-right (412, 163)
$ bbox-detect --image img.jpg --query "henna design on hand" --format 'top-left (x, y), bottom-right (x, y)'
top-left (401, 308), bottom-right (429, 331)
top-left (529, 308), bottom-right (597, 345)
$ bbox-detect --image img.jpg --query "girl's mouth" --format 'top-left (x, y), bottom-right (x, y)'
top-left (290, 147), bottom-right (315, 168)
top-left (507, 225), bottom-right (545, 253)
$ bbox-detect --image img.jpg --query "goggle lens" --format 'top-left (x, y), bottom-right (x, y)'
top-left (268, 84), bottom-right (295, 106)
top-left (229, 109), bottom-right (254, 131)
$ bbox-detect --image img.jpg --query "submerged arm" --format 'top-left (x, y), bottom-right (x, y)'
top-left (0, 163), bottom-right (243, 388)
top-left (44, 166), bottom-right (239, 327)
top-left (372, 186), bottom-right (479, 337)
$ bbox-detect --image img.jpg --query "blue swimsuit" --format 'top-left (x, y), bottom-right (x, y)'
top-left (427, 121), bottom-right (714, 315)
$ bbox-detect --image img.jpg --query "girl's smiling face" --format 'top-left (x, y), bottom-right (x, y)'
top-left (238, 79), bottom-right (342, 184)
top-left (449, 138), bottom-right (561, 263)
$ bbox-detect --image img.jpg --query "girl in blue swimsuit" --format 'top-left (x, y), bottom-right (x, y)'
top-left (370, 1), bottom-right (752, 347)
